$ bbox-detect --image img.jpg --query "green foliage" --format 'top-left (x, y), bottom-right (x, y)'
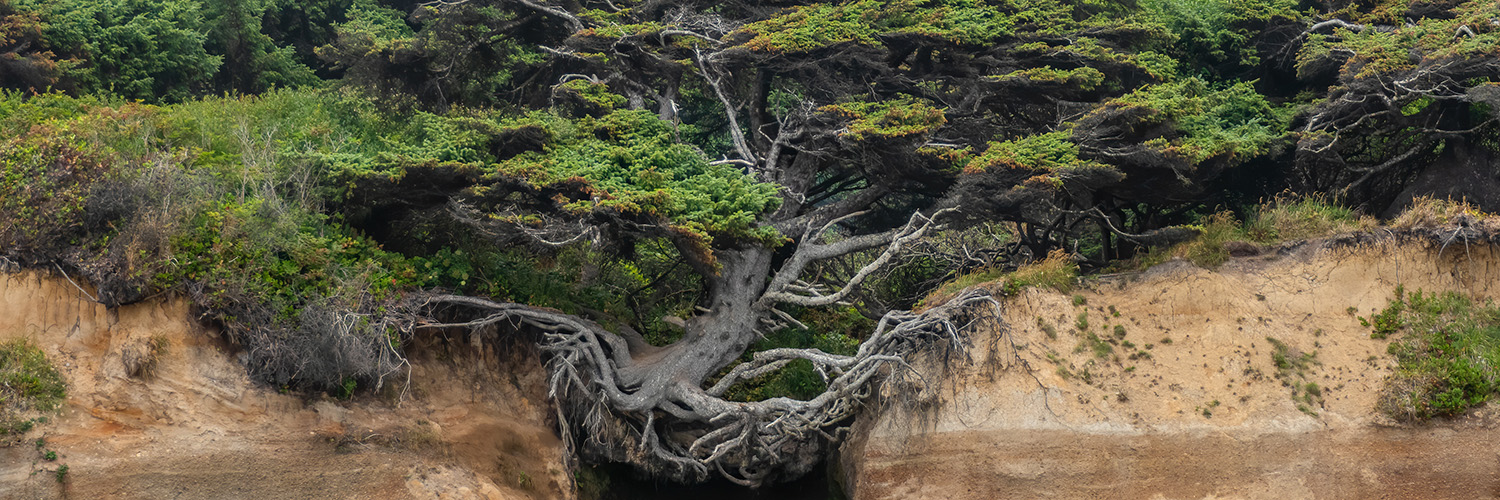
top-left (1375, 288), bottom-right (1500, 421)
top-left (999, 66), bottom-right (1106, 90)
top-left (1242, 194), bottom-right (1366, 242)
top-left (1298, 1), bottom-right (1500, 80)
top-left (921, 248), bottom-right (1076, 307)
top-left (734, 0), bottom-right (1148, 54)
top-left (336, 377), bottom-right (357, 400)
top-left (1105, 78), bottom-right (1283, 164)
top-left (0, 117), bottom-right (119, 255)
top-left (1266, 336), bottom-right (1324, 415)
top-left (0, 88), bottom-right (778, 388)
top-left (317, 0), bottom-right (544, 108)
top-left (1142, 0), bottom-right (1304, 73)
top-left (558, 79), bottom-right (626, 111)
top-left (25, 0), bottom-right (224, 102)
top-left (492, 109), bottom-right (781, 246)
top-left (0, 0), bottom-right (62, 90)
top-left (1124, 195), bottom-right (1365, 269)
top-left (1082, 332), bottom-right (1112, 358)
top-left (1005, 250), bottom-right (1078, 292)
top-left (0, 339), bottom-right (66, 435)
top-left (968, 77), bottom-right (1282, 195)
top-left (819, 96), bottom-right (947, 142)
top-left (967, 131), bottom-right (1099, 174)
top-left (201, 0), bottom-right (322, 93)
top-left (721, 326), bottom-right (861, 402)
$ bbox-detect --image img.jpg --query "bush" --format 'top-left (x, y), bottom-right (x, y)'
top-left (1375, 288), bottom-right (1500, 421)
top-left (0, 89), bottom-right (740, 392)
top-left (0, 339), bottom-right (66, 436)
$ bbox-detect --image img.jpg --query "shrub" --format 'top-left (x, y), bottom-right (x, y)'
top-left (1375, 288), bottom-right (1500, 421)
top-left (0, 339), bottom-right (66, 436)
top-left (1244, 194), bottom-right (1370, 242)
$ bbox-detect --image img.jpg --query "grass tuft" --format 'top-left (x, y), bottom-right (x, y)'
top-left (922, 248), bottom-right (1076, 307)
top-left (1390, 196), bottom-right (1488, 229)
top-left (1123, 194), bottom-right (1371, 269)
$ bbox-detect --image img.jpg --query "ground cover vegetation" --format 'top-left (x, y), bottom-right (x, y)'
top-left (0, 339), bottom-right (65, 439)
top-left (1368, 285), bottom-right (1500, 422)
top-left (2, 0), bottom-right (1500, 488)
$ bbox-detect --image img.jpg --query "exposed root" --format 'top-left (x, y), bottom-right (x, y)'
top-left (411, 288), bottom-right (1000, 486)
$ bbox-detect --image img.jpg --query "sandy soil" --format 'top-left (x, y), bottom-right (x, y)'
top-left (0, 271), bottom-right (570, 500)
top-left (844, 238), bottom-right (1500, 500)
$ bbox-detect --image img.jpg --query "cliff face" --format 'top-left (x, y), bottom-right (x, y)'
top-left (0, 271), bottom-right (570, 500)
top-left (843, 238), bottom-right (1500, 500)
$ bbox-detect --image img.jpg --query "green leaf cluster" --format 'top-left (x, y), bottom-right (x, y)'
top-left (819, 95), bottom-right (947, 142)
top-left (22, 0), bottom-right (223, 102)
top-left (735, 0), bottom-right (1083, 53)
top-left (1142, 0), bottom-right (1305, 71)
top-left (1106, 77), bottom-right (1283, 164)
top-left (492, 109), bottom-right (781, 245)
top-left (1298, 2), bottom-right (1500, 80)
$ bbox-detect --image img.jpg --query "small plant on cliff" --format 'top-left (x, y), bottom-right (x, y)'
top-left (0, 339), bottom-right (66, 437)
top-left (1375, 288), bottom-right (1500, 421)
top-left (1266, 336), bottom-right (1323, 416)
top-left (123, 335), bottom-right (170, 379)
top-left (922, 248), bottom-right (1076, 305)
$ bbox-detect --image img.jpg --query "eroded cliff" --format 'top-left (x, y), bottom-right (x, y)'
top-left (844, 237), bottom-right (1500, 500)
top-left (0, 271), bottom-right (570, 500)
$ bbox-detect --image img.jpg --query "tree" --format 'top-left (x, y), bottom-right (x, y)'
top-left (0, 0), bottom-right (62, 92)
top-left (4, 0), bottom-right (1495, 490)
top-left (27, 0), bottom-right (223, 103)
top-left (1291, 2), bottom-right (1500, 211)
top-left (343, 0), bottom-right (1284, 486)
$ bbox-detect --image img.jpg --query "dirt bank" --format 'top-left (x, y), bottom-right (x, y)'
top-left (0, 271), bottom-right (570, 500)
top-left (843, 238), bottom-right (1500, 500)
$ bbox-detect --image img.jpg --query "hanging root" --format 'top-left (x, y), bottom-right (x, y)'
top-left (412, 288), bottom-right (1000, 487)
